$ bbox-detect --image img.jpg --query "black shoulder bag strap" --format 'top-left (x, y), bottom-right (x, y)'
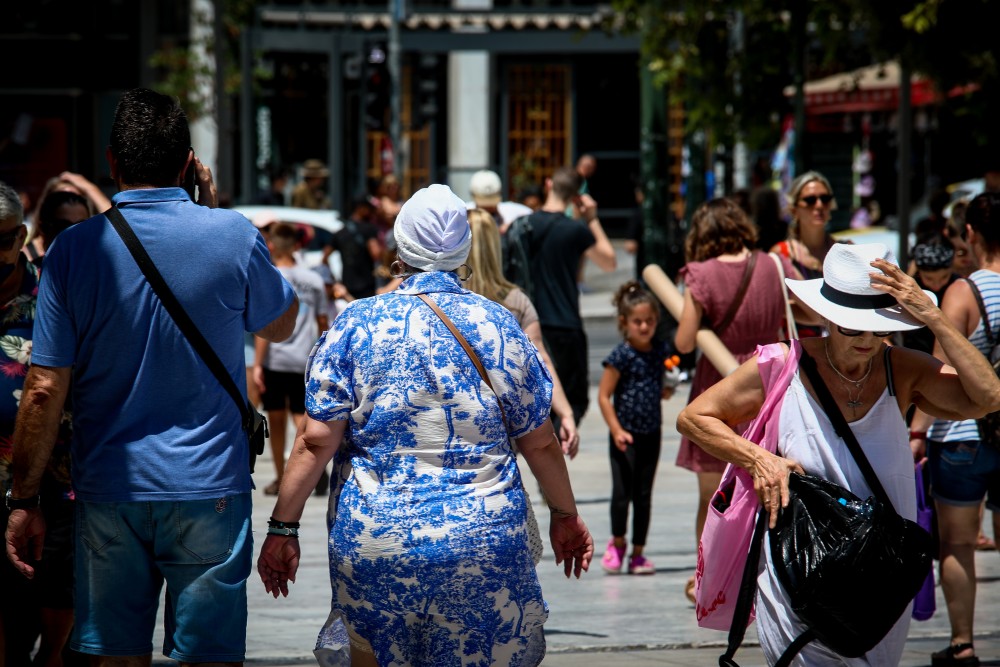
top-left (104, 205), bottom-right (265, 449)
top-left (718, 508), bottom-right (768, 667)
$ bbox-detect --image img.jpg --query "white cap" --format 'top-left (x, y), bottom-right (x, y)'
top-left (469, 170), bottom-right (502, 207)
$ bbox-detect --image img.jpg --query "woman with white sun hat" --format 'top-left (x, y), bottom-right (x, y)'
top-left (679, 242), bottom-right (1000, 665)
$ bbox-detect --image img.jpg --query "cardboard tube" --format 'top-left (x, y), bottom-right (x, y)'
top-left (642, 264), bottom-right (741, 377)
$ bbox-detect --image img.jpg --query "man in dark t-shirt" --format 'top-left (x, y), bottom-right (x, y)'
top-left (521, 165), bottom-right (616, 423)
top-left (329, 197), bottom-right (382, 299)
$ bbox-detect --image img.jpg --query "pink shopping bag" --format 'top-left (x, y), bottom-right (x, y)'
top-left (695, 340), bottom-right (802, 631)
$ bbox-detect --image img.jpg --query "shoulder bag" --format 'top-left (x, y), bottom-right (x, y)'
top-left (105, 206), bottom-right (269, 473)
top-left (412, 292), bottom-right (545, 564)
top-left (963, 277), bottom-right (1000, 445)
top-left (695, 339), bottom-right (801, 631)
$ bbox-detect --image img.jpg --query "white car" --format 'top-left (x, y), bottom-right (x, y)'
top-left (232, 205), bottom-right (344, 276)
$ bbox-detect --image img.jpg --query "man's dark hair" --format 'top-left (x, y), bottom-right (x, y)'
top-left (109, 88), bottom-right (191, 187)
top-left (966, 192), bottom-right (1000, 253)
top-left (550, 166), bottom-right (582, 202)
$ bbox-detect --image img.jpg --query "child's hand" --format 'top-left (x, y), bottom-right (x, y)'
top-left (612, 429), bottom-right (633, 452)
top-left (661, 386), bottom-right (675, 400)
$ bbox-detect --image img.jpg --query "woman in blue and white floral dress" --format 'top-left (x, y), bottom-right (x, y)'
top-left (258, 185), bottom-right (595, 667)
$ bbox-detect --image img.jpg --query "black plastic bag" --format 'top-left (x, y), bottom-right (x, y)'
top-left (770, 473), bottom-right (933, 658)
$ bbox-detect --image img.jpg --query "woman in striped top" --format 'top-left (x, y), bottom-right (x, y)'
top-left (911, 192), bottom-right (1000, 667)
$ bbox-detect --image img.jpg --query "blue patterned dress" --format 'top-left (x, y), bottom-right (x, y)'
top-left (307, 271), bottom-right (554, 666)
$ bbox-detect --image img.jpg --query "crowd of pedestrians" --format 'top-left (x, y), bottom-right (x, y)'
top-left (3, 85), bottom-right (1000, 667)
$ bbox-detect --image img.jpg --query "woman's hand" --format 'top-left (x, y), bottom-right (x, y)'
top-left (869, 258), bottom-right (939, 325)
top-left (549, 513), bottom-right (594, 579)
top-left (257, 534), bottom-right (300, 598)
top-left (748, 448), bottom-right (803, 528)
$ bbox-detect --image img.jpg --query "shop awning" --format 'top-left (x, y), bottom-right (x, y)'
top-left (784, 61), bottom-right (977, 115)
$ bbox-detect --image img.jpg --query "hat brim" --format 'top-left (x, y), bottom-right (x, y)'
top-left (473, 194), bottom-right (502, 207)
top-left (785, 277), bottom-right (936, 332)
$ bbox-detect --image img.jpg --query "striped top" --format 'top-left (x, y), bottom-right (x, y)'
top-left (928, 269), bottom-right (1000, 443)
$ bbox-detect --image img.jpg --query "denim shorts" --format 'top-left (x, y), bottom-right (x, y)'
top-left (928, 439), bottom-right (1000, 509)
top-left (71, 494), bottom-right (252, 661)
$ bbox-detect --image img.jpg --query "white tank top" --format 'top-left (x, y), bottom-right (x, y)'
top-left (755, 356), bottom-right (916, 666)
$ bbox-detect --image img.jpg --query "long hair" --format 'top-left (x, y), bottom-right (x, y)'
top-left (466, 209), bottom-right (518, 304)
top-left (785, 170), bottom-right (836, 238)
top-left (684, 198), bottom-right (757, 263)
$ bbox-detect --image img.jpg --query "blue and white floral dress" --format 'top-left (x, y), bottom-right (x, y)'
top-left (307, 271), bottom-right (554, 666)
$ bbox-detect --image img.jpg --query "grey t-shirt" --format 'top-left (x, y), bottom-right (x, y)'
top-left (264, 264), bottom-right (328, 373)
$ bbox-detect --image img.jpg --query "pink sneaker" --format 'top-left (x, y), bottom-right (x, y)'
top-left (628, 554), bottom-right (656, 575)
top-left (601, 538), bottom-right (626, 573)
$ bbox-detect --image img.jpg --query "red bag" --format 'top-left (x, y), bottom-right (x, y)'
top-left (695, 340), bottom-right (802, 630)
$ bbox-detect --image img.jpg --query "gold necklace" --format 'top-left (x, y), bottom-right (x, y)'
top-left (824, 339), bottom-right (873, 414)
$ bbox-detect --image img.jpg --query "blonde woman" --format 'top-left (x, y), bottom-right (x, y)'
top-left (467, 208), bottom-right (579, 457)
top-left (771, 170), bottom-right (838, 278)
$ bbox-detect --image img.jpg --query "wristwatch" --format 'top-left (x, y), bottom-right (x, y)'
top-left (5, 487), bottom-right (40, 511)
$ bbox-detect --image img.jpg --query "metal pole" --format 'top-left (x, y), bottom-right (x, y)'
top-left (239, 28), bottom-right (255, 204)
top-left (388, 0), bottom-right (404, 177)
top-left (897, 57), bottom-right (913, 267)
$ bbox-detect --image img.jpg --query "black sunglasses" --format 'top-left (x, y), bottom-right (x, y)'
top-left (800, 194), bottom-right (834, 207)
top-left (0, 225), bottom-right (23, 251)
top-left (837, 325), bottom-right (892, 338)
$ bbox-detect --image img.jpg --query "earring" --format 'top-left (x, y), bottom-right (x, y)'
top-left (455, 264), bottom-right (473, 281)
top-left (390, 260), bottom-right (407, 279)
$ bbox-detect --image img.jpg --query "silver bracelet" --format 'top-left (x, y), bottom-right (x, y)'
top-left (267, 525), bottom-right (299, 538)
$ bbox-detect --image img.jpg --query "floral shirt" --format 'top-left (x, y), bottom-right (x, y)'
top-left (603, 339), bottom-right (671, 435)
top-left (306, 271), bottom-right (552, 665)
top-left (0, 260), bottom-right (73, 500)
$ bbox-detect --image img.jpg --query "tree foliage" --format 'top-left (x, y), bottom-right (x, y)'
top-left (610, 0), bottom-right (1000, 153)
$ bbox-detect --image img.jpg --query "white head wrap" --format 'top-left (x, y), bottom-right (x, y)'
top-left (394, 184), bottom-right (471, 272)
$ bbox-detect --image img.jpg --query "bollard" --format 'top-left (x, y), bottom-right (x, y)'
top-left (641, 264), bottom-right (740, 377)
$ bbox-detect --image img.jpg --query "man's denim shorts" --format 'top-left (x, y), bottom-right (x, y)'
top-left (71, 494), bottom-right (252, 662)
top-left (928, 439), bottom-right (1000, 509)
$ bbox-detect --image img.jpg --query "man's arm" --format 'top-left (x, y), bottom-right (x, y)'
top-left (255, 297), bottom-right (299, 342)
top-left (11, 366), bottom-right (71, 498)
top-left (577, 194), bottom-right (616, 272)
top-left (6, 365), bottom-right (71, 579)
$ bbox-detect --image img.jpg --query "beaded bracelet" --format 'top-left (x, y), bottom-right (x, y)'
top-left (268, 517), bottom-right (301, 530)
top-left (267, 525), bottom-right (299, 538)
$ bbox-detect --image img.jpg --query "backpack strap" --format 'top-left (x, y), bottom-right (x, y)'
top-left (773, 629), bottom-right (818, 667)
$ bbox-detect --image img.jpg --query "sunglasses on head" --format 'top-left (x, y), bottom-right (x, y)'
top-left (836, 325), bottom-right (892, 338)
top-left (0, 225), bottom-right (23, 251)
top-left (799, 194), bottom-right (834, 207)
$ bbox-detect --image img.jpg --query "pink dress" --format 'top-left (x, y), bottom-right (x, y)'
top-left (676, 251), bottom-right (796, 473)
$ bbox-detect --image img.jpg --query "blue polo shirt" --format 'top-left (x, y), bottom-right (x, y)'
top-left (33, 188), bottom-right (295, 501)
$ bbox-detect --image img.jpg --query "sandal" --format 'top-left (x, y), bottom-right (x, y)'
top-left (931, 642), bottom-right (979, 667)
top-left (685, 576), bottom-right (697, 605)
top-left (976, 533), bottom-right (996, 551)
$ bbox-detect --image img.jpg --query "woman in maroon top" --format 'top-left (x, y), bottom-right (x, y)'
top-left (674, 197), bottom-right (812, 602)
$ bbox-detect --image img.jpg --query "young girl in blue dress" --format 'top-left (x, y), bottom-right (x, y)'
top-left (597, 281), bottom-right (675, 575)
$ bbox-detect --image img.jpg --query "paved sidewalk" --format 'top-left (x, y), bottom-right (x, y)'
top-left (153, 243), bottom-right (1000, 665)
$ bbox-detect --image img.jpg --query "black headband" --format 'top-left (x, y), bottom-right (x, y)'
top-left (820, 282), bottom-right (898, 310)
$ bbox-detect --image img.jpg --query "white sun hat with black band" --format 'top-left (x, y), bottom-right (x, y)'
top-left (785, 242), bottom-right (937, 333)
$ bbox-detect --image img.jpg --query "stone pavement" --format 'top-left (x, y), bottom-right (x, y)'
top-left (156, 243), bottom-right (1000, 665)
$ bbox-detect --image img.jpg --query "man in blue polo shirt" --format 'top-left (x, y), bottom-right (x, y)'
top-left (5, 88), bottom-right (298, 666)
